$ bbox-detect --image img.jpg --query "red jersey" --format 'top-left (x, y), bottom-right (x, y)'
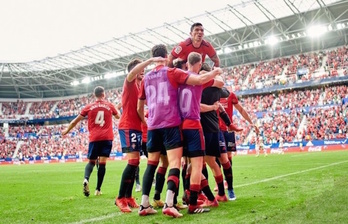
top-left (80, 100), bottom-right (118, 142)
top-left (171, 38), bottom-right (217, 63)
top-left (118, 78), bottom-right (142, 131)
top-left (141, 111), bottom-right (148, 142)
top-left (219, 92), bottom-right (239, 131)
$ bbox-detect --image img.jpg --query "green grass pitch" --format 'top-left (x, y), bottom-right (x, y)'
top-left (1, 150), bottom-right (348, 224)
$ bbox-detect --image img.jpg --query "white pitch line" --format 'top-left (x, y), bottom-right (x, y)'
top-left (72, 160), bottom-right (348, 223)
top-left (70, 212), bottom-right (122, 224)
top-left (235, 160), bottom-right (348, 188)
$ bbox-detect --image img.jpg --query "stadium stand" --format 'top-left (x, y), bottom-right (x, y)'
top-left (1, 0), bottom-right (348, 161)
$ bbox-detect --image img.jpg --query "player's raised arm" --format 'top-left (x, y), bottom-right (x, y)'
top-left (62, 115), bottom-right (84, 135)
top-left (186, 67), bottom-right (223, 86)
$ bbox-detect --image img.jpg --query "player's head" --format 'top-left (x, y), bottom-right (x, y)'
top-left (127, 58), bottom-right (144, 81)
top-left (187, 52), bottom-right (202, 73)
top-left (173, 58), bottom-right (187, 70)
top-left (190, 22), bottom-right (204, 42)
top-left (200, 62), bottom-right (212, 73)
top-left (190, 22), bottom-right (203, 32)
top-left (94, 86), bottom-right (105, 98)
top-left (151, 44), bottom-right (168, 58)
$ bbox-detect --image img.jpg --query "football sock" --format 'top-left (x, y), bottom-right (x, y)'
top-left (154, 166), bottom-right (167, 200)
top-left (202, 164), bottom-right (208, 180)
top-left (166, 168), bottom-right (180, 207)
top-left (118, 159), bottom-right (139, 198)
top-left (84, 160), bottom-right (95, 181)
top-left (135, 166), bottom-right (140, 185)
top-left (142, 160), bottom-right (159, 196)
top-left (201, 179), bottom-right (215, 201)
top-left (222, 161), bottom-right (233, 190)
top-left (181, 163), bottom-right (187, 190)
top-left (214, 174), bottom-right (225, 196)
top-left (96, 162), bottom-right (106, 191)
top-left (189, 184), bottom-right (200, 206)
top-left (184, 174), bottom-right (191, 191)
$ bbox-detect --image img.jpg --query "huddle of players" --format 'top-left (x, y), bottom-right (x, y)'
top-left (64, 22), bottom-right (259, 219)
top-left (114, 22), bottom-right (252, 218)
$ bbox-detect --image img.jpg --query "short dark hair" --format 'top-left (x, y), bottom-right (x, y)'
top-left (200, 62), bottom-right (211, 72)
top-left (151, 44), bottom-right (168, 57)
top-left (173, 59), bottom-right (187, 69)
top-left (190, 22), bottom-right (203, 32)
top-left (188, 52), bottom-right (202, 66)
top-left (94, 86), bottom-right (104, 97)
top-left (127, 59), bottom-right (142, 73)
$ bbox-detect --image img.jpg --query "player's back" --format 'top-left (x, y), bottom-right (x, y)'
top-left (83, 100), bottom-right (116, 142)
top-left (144, 66), bottom-right (181, 129)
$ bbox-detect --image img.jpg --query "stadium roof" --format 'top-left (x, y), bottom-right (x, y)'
top-left (1, 0), bottom-right (348, 99)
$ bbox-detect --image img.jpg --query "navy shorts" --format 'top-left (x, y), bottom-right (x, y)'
top-left (223, 131), bottom-right (236, 152)
top-left (147, 126), bottom-right (182, 153)
top-left (119, 129), bottom-right (142, 153)
top-left (219, 131), bottom-right (227, 154)
top-left (182, 128), bottom-right (205, 158)
top-left (142, 141), bottom-right (166, 156)
top-left (204, 132), bottom-right (220, 157)
top-left (88, 140), bottom-right (113, 159)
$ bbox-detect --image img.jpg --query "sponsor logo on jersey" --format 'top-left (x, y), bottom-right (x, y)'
top-left (174, 46), bottom-right (182, 54)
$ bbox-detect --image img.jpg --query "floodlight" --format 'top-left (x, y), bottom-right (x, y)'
top-left (115, 71), bottom-right (125, 76)
top-left (71, 80), bottom-right (79, 86)
top-left (81, 77), bottom-right (91, 84)
top-left (92, 76), bottom-right (101, 81)
top-left (337, 23), bottom-right (345, 30)
top-left (224, 47), bottom-right (232, 54)
top-left (253, 41), bottom-right (260, 46)
top-left (307, 25), bottom-right (327, 37)
top-left (104, 72), bottom-right (116, 79)
top-left (265, 36), bottom-right (278, 45)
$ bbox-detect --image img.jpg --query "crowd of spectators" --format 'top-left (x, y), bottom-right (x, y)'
top-left (0, 119), bottom-right (121, 161)
top-left (1, 46), bottom-right (348, 158)
top-left (30, 101), bottom-right (58, 119)
top-left (302, 105), bottom-right (348, 140)
top-left (326, 46), bottom-right (348, 71)
top-left (1, 84), bottom-right (347, 159)
top-left (222, 46), bottom-right (348, 91)
top-left (1, 100), bottom-right (26, 117)
top-left (223, 64), bottom-right (251, 91)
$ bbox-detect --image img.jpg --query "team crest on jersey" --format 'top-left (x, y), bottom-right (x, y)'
top-left (174, 46), bottom-right (182, 54)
